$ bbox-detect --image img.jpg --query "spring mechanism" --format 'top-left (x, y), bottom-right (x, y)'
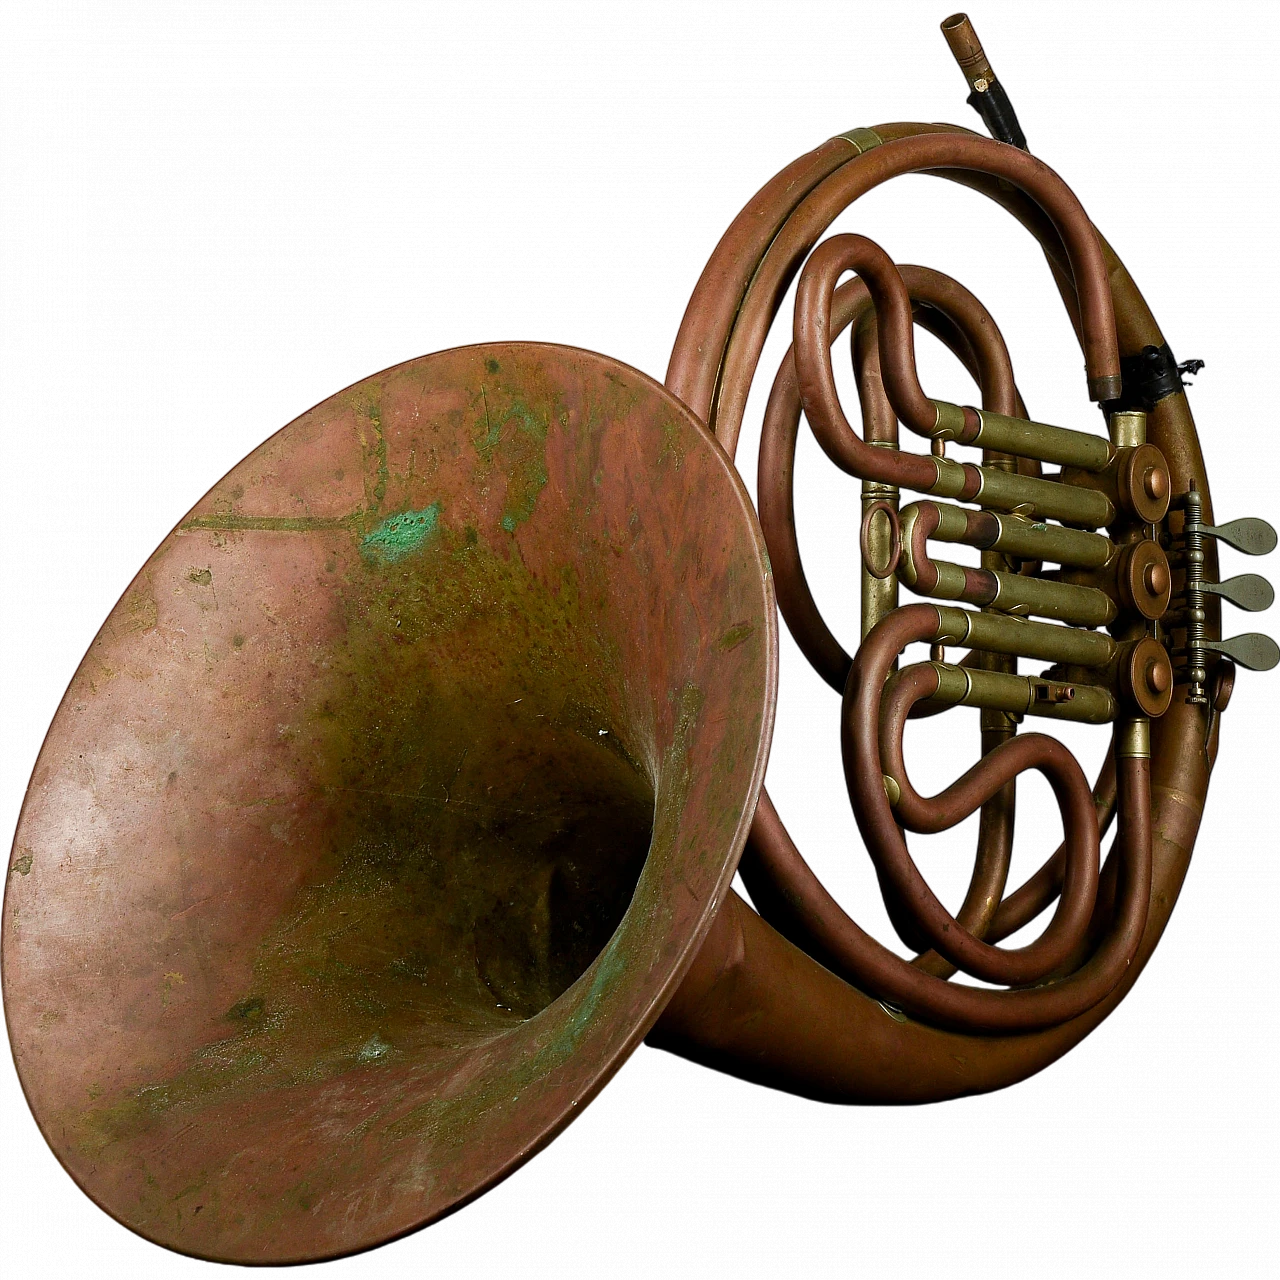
top-left (1181, 482), bottom-right (1209, 703)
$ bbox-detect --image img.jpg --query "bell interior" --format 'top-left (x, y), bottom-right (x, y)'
top-left (4, 342), bottom-right (773, 1263)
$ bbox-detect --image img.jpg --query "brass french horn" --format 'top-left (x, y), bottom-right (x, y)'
top-left (4, 13), bottom-right (1275, 1267)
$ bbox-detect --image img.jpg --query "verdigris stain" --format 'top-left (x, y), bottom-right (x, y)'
top-left (474, 390), bottom-right (550, 534)
top-left (361, 503), bottom-right (442, 564)
top-left (717, 622), bottom-right (755, 652)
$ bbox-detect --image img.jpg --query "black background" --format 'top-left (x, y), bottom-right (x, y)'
top-left (7, 7), bottom-right (1269, 1269)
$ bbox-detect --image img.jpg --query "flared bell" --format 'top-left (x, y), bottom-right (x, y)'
top-left (2, 342), bottom-right (776, 1264)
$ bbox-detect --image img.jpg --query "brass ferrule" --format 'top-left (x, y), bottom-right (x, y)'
top-left (929, 560), bottom-right (972, 601)
top-left (973, 466), bottom-right (1115, 528)
top-left (932, 605), bottom-right (1116, 667)
top-left (1108, 409), bottom-right (1148, 449)
top-left (972, 409), bottom-right (1113, 472)
top-left (924, 661), bottom-right (1116, 725)
top-left (929, 399), bottom-right (969, 442)
top-left (929, 500), bottom-right (972, 542)
top-left (988, 569), bottom-right (1117, 628)
top-left (834, 126), bottom-right (885, 154)
top-left (929, 454), bottom-right (970, 499)
top-left (1116, 717), bottom-right (1152, 758)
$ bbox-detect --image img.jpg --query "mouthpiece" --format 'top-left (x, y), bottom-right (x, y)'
top-left (940, 12), bottom-right (1027, 150)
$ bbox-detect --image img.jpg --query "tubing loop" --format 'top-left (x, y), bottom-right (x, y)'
top-left (742, 599), bottom-right (1152, 1029)
top-left (759, 263), bottom-right (1022, 692)
top-left (665, 118), bottom-right (1190, 1066)
top-left (849, 607), bottom-right (1100, 988)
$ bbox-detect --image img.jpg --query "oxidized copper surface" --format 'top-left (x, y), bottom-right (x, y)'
top-left (2, 342), bottom-right (777, 1263)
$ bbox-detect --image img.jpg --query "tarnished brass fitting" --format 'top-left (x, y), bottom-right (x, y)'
top-left (1116, 717), bottom-right (1153, 759)
top-left (926, 660), bottom-right (1116, 725)
top-left (940, 13), bottom-right (996, 92)
top-left (932, 604), bottom-right (1118, 668)
top-left (926, 454), bottom-right (1118, 527)
top-left (1117, 539), bottom-right (1173, 620)
top-left (1108, 408), bottom-right (1148, 449)
top-left (1033, 682), bottom-right (1076, 705)
top-left (1117, 443), bottom-right (1172, 524)
top-left (1119, 636), bottom-right (1174, 718)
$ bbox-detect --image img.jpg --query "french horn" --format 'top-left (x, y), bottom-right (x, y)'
top-left (3, 12), bottom-right (1275, 1268)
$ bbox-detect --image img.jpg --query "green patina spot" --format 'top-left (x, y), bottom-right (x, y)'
top-left (473, 388), bottom-right (550, 534)
top-left (11, 853), bottom-right (33, 876)
top-left (360, 503), bottom-right (442, 564)
top-left (717, 621), bottom-right (755, 652)
top-left (357, 1034), bottom-right (391, 1063)
top-left (537, 936), bottom-right (630, 1071)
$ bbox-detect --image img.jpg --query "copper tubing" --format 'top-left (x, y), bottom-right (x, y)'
top-left (654, 118), bottom-right (1210, 1091)
top-left (851, 305), bottom-right (901, 450)
top-left (793, 233), bottom-right (1082, 462)
top-left (756, 261), bottom-right (1024, 967)
top-left (849, 607), bottom-right (1100, 987)
top-left (895, 501), bottom-right (1117, 625)
top-left (667, 135), bottom-right (860, 432)
top-left (668, 130), bottom-right (1121, 452)
top-left (651, 753), bottom-right (1147, 1098)
top-left (912, 710), bottom-right (1013, 979)
top-left (756, 278), bottom-right (879, 692)
top-left (792, 235), bottom-right (1116, 527)
top-left (695, 725), bottom-right (1149, 1046)
top-left (796, 235), bottom-right (946, 439)
top-left (886, 278), bottom-right (1042, 488)
top-left (758, 266), bottom-right (1020, 692)
top-left (888, 284), bottom-right (1022, 421)
top-left (987, 751), bottom-right (1117, 943)
top-left (853, 273), bottom-right (1021, 967)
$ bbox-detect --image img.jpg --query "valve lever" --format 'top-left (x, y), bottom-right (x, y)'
top-left (1202, 573), bottom-right (1275, 612)
top-left (1202, 633), bottom-right (1280, 672)
top-left (1199, 517), bottom-right (1277, 556)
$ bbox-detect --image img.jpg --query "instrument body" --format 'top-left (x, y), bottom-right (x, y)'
top-left (2, 15), bottom-right (1259, 1264)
